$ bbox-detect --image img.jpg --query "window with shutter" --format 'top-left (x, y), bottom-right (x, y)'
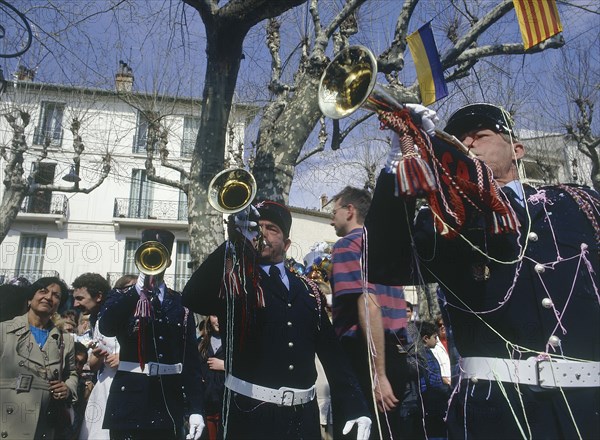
top-left (133, 111), bottom-right (149, 153)
top-left (181, 116), bottom-right (200, 157)
top-left (174, 241), bottom-right (192, 291)
top-left (17, 235), bottom-right (46, 278)
top-left (123, 239), bottom-right (142, 274)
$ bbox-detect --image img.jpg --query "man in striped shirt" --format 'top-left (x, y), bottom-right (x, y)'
top-left (330, 186), bottom-right (409, 440)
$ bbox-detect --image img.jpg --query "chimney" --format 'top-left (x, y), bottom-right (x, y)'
top-left (115, 60), bottom-right (134, 92)
top-left (15, 64), bottom-right (35, 81)
top-left (320, 194), bottom-right (329, 210)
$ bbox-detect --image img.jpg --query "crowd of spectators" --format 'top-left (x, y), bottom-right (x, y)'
top-left (0, 263), bottom-right (454, 440)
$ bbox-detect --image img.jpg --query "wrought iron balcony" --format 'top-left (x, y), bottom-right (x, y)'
top-left (113, 198), bottom-right (188, 221)
top-left (106, 272), bottom-right (190, 292)
top-left (0, 269), bottom-right (60, 285)
top-left (20, 194), bottom-right (68, 215)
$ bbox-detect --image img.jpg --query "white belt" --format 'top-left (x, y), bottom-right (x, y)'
top-left (460, 356), bottom-right (600, 389)
top-left (225, 374), bottom-right (316, 407)
top-left (118, 361), bottom-right (183, 376)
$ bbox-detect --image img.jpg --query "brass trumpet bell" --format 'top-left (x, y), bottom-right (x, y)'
top-left (318, 45), bottom-right (471, 155)
top-left (319, 45), bottom-right (378, 119)
top-left (319, 45), bottom-right (402, 120)
top-left (208, 168), bottom-right (257, 214)
top-left (135, 241), bottom-right (170, 276)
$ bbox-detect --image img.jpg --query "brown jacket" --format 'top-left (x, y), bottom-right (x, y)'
top-left (0, 313), bottom-right (78, 439)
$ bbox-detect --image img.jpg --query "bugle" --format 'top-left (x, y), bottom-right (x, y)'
top-left (208, 167), bottom-right (257, 214)
top-left (135, 241), bottom-right (170, 276)
top-left (318, 45), bottom-right (471, 156)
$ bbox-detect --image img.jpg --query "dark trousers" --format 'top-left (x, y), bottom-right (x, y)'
top-left (223, 393), bottom-right (321, 440)
top-left (446, 381), bottom-right (600, 439)
top-left (110, 427), bottom-right (182, 440)
top-left (336, 337), bottom-right (408, 440)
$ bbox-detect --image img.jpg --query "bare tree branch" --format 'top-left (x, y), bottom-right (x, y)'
top-left (40, 153), bottom-right (112, 194)
top-left (442, 0), bottom-right (515, 65)
top-left (296, 118), bottom-right (327, 165)
top-left (449, 37), bottom-right (565, 68)
top-left (143, 112), bottom-right (187, 192)
top-left (378, 0), bottom-right (420, 73)
top-left (331, 112), bottom-right (374, 151)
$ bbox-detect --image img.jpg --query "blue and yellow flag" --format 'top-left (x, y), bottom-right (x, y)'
top-left (407, 22), bottom-right (448, 106)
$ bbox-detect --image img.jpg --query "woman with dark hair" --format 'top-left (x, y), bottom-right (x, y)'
top-left (0, 276), bottom-right (79, 439)
top-left (198, 315), bottom-right (225, 440)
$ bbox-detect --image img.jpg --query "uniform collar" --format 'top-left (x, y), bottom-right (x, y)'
top-left (504, 180), bottom-right (525, 207)
top-left (260, 262), bottom-right (286, 276)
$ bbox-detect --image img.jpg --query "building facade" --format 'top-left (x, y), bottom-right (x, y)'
top-left (1, 78), bottom-right (592, 293)
top-left (518, 129), bottom-right (593, 188)
top-left (0, 78), bottom-right (338, 291)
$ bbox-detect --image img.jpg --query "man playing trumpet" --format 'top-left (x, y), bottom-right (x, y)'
top-left (100, 229), bottom-right (204, 440)
top-left (183, 201), bottom-right (372, 439)
top-left (366, 103), bottom-right (600, 439)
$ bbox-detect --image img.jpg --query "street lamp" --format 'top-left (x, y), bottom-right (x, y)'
top-left (62, 165), bottom-right (81, 183)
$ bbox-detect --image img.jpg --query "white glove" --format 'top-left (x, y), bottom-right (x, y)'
top-left (342, 416), bottom-right (371, 440)
top-left (229, 205), bottom-right (260, 242)
top-left (186, 414), bottom-right (204, 440)
top-left (405, 103), bottom-right (438, 136)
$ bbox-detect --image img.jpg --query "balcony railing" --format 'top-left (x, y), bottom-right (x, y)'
top-left (107, 272), bottom-right (191, 292)
top-left (20, 194), bottom-right (68, 215)
top-left (33, 126), bottom-right (63, 148)
top-left (113, 198), bottom-right (187, 221)
top-left (0, 269), bottom-right (60, 285)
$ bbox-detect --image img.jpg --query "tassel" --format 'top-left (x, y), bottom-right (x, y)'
top-left (134, 291), bottom-right (153, 370)
top-left (380, 110), bottom-right (437, 196)
top-left (220, 239), bottom-right (266, 352)
top-left (396, 151), bottom-right (437, 196)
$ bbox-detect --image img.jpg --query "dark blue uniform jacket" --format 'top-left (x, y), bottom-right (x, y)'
top-left (99, 286), bottom-right (203, 432)
top-left (182, 242), bottom-right (369, 438)
top-left (365, 170), bottom-right (600, 439)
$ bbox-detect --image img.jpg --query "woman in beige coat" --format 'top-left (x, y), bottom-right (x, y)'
top-left (0, 277), bottom-right (78, 439)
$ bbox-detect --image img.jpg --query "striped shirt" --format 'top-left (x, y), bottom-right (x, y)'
top-left (331, 227), bottom-right (407, 339)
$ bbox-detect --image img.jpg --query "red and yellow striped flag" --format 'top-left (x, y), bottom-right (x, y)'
top-left (513, 0), bottom-right (563, 50)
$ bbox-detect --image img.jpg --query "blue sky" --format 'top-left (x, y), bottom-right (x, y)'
top-left (3, 0), bottom-right (599, 209)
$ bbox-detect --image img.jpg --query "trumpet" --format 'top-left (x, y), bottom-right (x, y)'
top-left (318, 45), bottom-right (471, 156)
top-left (135, 241), bottom-right (170, 276)
top-left (208, 167), bottom-right (267, 251)
top-left (208, 168), bottom-right (257, 214)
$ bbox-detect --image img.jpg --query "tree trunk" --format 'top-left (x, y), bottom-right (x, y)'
top-left (589, 149), bottom-right (600, 193)
top-left (253, 69), bottom-right (324, 202)
top-left (417, 283), bottom-right (440, 322)
top-left (185, 0), bottom-right (307, 267)
top-left (0, 188), bottom-right (27, 244)
top-left (188, 20), bottom-right (248, 267)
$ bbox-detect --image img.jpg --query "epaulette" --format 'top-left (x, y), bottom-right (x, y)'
top-left (556, 184), bottom-right (600, 253)
top-left (295, 273), bottom-right (326, 326)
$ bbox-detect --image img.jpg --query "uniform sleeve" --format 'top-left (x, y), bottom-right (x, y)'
top-left (182, 243), bottom-right (228, 316)
top-left (99, 287), bottom-right (137, 337)
top-left (182, 309), bottom-right (204, 415)
top-left (365, 169), bottom-right (472, 286)
top-left (364, 170), bottom-right (419, 286)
